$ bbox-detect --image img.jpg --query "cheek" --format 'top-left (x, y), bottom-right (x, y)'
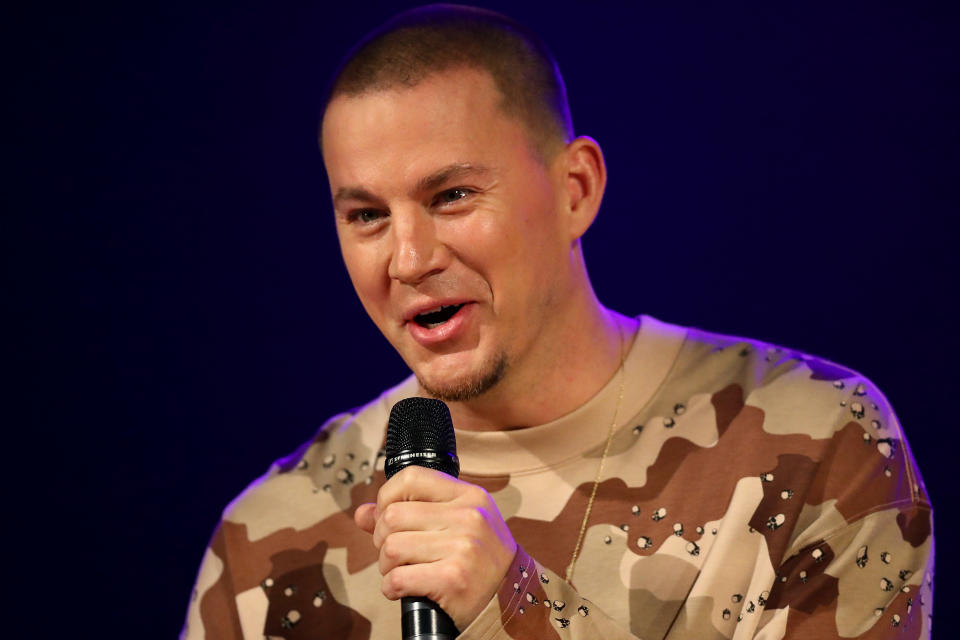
top-left (461, 189), bottom-right (562, 283)
top-left (340, 240), bottom-right (390, 311)
top-left (443, 212), bottom-right (518, 287)
top-left (459, 219), bottom-right (557, 318)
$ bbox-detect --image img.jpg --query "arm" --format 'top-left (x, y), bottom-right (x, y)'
top-left (757, 501), bottom-right (933, 639)
top-left (753, 374), bottom-right (935, 639)
top-left (460, 546), bottom-right (644, 640)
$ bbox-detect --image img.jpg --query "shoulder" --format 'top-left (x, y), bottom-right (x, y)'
top-left (668, 322), bottom-right (904, 443)
top-left (652, 320), bottom-right (933, 634)
top-left (654, 318), bottom-right (929, 515)
top-left (220, 375), bottom-right (419, 533)
top-left (185, 378), bottom-right (419, 638)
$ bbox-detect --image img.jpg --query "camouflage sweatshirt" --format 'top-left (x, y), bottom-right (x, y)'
top-left (181, 315), bottom-right (934, 639)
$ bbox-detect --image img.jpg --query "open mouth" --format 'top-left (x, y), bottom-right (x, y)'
top-left (413, 303), bottom-right (465, 329)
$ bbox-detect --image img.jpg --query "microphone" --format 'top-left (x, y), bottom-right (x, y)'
top-left (385, 397), bottom-right (460, 640)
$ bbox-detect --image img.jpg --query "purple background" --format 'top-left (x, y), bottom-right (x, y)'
top-left (9, 1), bottom-right (956, 635)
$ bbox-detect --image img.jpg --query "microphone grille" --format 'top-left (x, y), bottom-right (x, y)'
top-left (386, 397), bottom-right (456, 457)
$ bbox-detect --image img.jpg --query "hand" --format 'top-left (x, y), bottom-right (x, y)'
top-left (354, 465), bottom-right (518, 631)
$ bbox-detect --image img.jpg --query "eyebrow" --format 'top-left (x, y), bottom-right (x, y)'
top-left (332, 163), bottom-right (492, 206)
top-left (415, 163), bottom-right (492, 193)
top-left (332, 185), bottom-right (378, 206)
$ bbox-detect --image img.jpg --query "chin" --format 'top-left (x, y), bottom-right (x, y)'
top-left (416, 351), bottom-right (508, 403)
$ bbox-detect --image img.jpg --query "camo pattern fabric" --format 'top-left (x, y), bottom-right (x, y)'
top-left (181, 315), bottom-right (934, 639)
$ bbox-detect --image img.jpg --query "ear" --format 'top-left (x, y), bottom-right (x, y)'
top-left (560, 136), bottom-right (607, 241)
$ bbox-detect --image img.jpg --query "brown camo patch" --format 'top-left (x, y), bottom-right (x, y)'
top-left (806, 421), bottom-right (914, 525)
top-left (207, 471), bottom-right (385, 599)
top-left (510, 385), bottom-right (836, 573)
top-left (711, 383), bottom-right (745, 436)
top-left (198, 524), bottom-right (244, 638)
top-left (748, 453), bottom-right (820, 563)
top-left (782, 586), bottom-right (923, 640)
top-left (897, 507), bottom-right (932, 548)
top-left (507, 483), bottom-right (593, 577)
top-left (262, 541), bottom-right (372, 640)
top-left (778, 605), bottom-right (846, 638)
top-left (764, 540), bottom-right (838, 613)
top-left (200, 475), bottom-right (387, 638)
top-left (497, 551), bottom-right (561, 640)
top-left (858, 587), bottom-right (924, 640)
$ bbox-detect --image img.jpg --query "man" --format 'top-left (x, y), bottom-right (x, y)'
top-left (182, 5), bottom-right (933, 639)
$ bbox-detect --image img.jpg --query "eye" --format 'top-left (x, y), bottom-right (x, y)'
top-left (433, 187), bottom-right (473, 206)
top-left (347, 208), bottom-right (386, 224)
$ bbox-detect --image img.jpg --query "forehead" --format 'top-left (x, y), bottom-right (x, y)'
top-left (321, 68), bottom-right (537, 188)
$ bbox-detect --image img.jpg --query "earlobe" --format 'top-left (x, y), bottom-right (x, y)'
top-left (563, 136), bottom-right (607, 241)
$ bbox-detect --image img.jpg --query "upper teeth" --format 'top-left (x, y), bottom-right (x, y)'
top-left (421, 304), bottom-right (457, 316)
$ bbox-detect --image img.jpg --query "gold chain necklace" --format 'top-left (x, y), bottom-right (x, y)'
top-left (564, 323), bottom-right (626, 582)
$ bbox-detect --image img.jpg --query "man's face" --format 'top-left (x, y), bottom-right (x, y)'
top-left (321, 68), bottom-right (576, 401)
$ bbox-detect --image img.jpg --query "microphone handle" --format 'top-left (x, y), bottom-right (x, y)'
top-left (401, 595), bottom-right (459, 640)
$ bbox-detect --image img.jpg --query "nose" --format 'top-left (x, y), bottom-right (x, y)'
top-left (387, 207), bottom-right (449, 284)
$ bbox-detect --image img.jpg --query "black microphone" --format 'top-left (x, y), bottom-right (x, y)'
top-left (385, 397), bottom-right (460, 640)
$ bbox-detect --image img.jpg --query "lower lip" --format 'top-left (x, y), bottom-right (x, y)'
top-left (407, 304), bottom-right (474, 346)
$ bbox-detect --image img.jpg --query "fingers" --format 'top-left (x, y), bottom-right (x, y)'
top-left (379, 529), bottom-right (497, 576)
top-left (380, 560), bottom-right (471, 604)
top-left (359, 464), bottom-right (459, 535)
top-left (354, 502), bottom-right (377, 534)
top-left (353, 466), bottom-right (518, 631)
top-left (378, 529), bottom-right (449, 574)
top-left (373, 500), bottom-right (445, 546)
top-left (376, 466), bottom-right (471, 512)
top-left (379, 543), bottom-right (510, 630)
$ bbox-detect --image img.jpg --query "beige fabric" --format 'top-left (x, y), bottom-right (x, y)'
top-left (181, 315), bottom-right (933, 639)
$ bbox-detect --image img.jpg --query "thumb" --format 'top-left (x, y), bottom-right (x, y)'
top-left (354, 502), bottom-right (377, 534)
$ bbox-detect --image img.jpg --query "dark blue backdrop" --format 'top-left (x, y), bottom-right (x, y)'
top-left (9, 1), bottom-right (956, 636)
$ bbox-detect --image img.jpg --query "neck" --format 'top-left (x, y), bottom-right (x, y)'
top-left (427, 294), bottom-right (638, 432)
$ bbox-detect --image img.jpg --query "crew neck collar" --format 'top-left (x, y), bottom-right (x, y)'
top-left (374, 314), bottom-right (687, 476)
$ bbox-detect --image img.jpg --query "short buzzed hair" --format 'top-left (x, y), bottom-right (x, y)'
top-left (322, 4), bottom-right (574, 160)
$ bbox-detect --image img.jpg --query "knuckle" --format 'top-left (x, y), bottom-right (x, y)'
top-left (463, 506), bottom-right (486, 528)
top-left (444, 562), bottom-right (470, 595)
top-left (464, 484), bottom-right (486, 503)
top-left (454, 536), bottom-right (482, 566)
top-left (399, 465), bottom-right (421, 485)
top-left (456, 536), bottom-right (481, 563)
top-left (381, 503), bottom-right (400, 529)
top-left (383, 570), bottom-right (404, 597)
top-left (381, 535), bottom-right (400, 562)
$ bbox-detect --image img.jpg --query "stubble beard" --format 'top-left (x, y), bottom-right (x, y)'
top-left (417, 351), bottom-right (509, 403)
